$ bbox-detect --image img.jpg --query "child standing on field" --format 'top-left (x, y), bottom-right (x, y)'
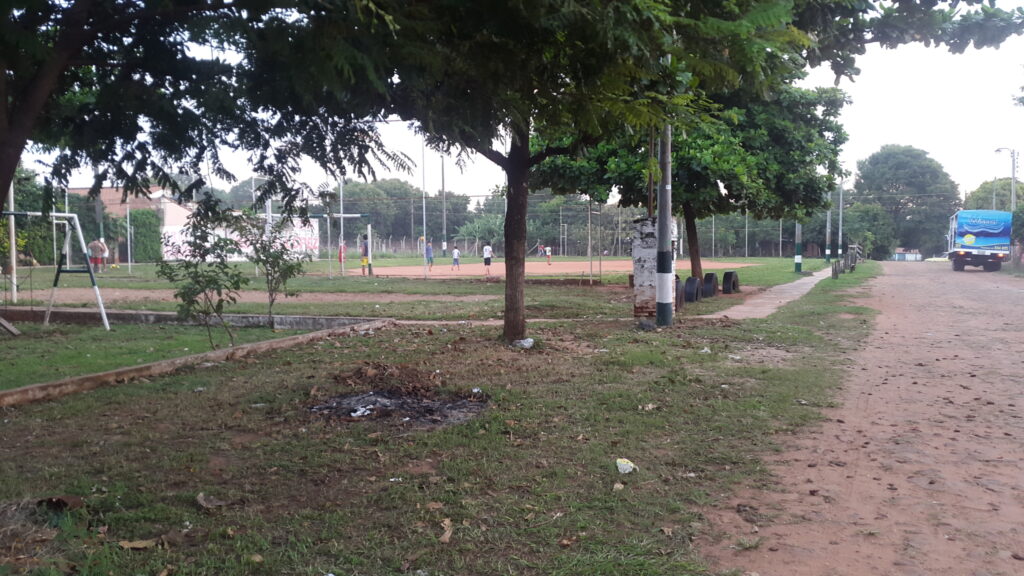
top-left (451, 247), bottom-right (461, 271)
top-left (545, 245), bottom-right (552, 265)
top-left (482, 242), bottom-right (493, 276)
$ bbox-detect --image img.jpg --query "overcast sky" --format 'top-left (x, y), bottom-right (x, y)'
top-left (31, 4), bottom-right (1024, 204)
top-left (802, 30), bottom-right (1024, 198)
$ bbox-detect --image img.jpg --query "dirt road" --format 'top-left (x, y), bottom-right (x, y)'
top-left (703, 261), bottom-right (1024, 576)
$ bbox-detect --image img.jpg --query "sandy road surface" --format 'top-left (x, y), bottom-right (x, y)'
top-left (370, 257), bottom-right (750, 279)
top-left (702, 261), bottom-right (1024, 576)
top-left (18, 258), bottom-right (748, 306)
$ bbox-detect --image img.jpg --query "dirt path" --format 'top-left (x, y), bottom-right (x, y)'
top-left (21, 258), bottom-right (749, 306)
top-left (370, 257), bottom-right (750, 279)
top-left (701, 261), bottom-right (1024, 576)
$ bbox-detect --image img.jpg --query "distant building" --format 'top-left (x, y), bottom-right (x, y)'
top-left (891, 247), bottom-right (923, 262)
top-left (67, 187), bottom-right (319, 261)
top-left (66, 186), bottom-right (166, 217)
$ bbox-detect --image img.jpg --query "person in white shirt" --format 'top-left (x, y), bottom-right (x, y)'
top-left (482, 242), bottom-right (493, 276)
top-left (451, 247), bottom-right (461, 271)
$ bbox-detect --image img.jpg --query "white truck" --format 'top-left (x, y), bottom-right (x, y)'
top-left (947, 209), bottom-right (1012, 272)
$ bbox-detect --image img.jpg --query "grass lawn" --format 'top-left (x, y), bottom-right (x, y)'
top-left (0, 261), bottom-right (879, 576)
top-left (0, 324), bottom-right (306, 390)
top-left (6, 258), bottom-right (827, 322)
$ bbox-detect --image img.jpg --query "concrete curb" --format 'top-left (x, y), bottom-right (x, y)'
top-left (0, 318), bottom-right (393, 408)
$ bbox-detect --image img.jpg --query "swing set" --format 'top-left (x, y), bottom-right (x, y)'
top-left (2, 210), bottom-right (109, 334)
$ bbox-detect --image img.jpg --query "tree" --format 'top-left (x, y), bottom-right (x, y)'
top-left (233, 214), bottom-right (310, 324)
top-left (854, 145), bottom-right (961, 257)
top-left (534, 82), bottom-right (848, 279)
top-left (964, 178), bottom-right (1019, 211)
top-left (383, 1), bottom-right (694, 341)
top-left (844, 203), bottom-right (898, 260)
top-left (156, 196), bottom-right (248, 349)
top-left (3, 1), bottom-right (408, 213)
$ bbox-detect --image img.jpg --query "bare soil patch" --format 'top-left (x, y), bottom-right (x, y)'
top-left (700, 261), bottom-right (1024, 575)
top-left (373, 257), bottom-right (751, 278)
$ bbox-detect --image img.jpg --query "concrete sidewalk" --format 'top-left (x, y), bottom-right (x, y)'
top-left (702, 267), bottom-right (834, 320)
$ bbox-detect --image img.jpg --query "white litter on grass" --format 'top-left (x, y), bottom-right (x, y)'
top-left (616, 458), bottom-right (638, 474)
top-left (389, 477), bottom-right (403, 482)
top-left (350, 405), bottom-right (374, 418)
top-left (472, 387), bottom-right (482, 394)
top-left (727, 354), bottom-right (742, 360)
top-left (512, 338), bottom-right (535, 349)
top-left (193, 387), bottom-right (206, 393)
top-left (595, 349), bottom-right (609, 353)
top-left (699, 347), bottom-right (711, 354)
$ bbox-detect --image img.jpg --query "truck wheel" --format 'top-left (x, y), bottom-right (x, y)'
top-left (952, 259), bottom-right (965, 271)
top-left (983, 262), bottom-right (1002, 272)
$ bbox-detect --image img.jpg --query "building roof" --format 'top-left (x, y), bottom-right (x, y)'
top-left (67, 186), bottom-right (168, 218)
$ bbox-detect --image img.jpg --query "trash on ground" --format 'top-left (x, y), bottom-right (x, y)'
top-left (310, 362), bottom-right (489, 428)
top-left (699, 347), bottom-right (712, 354)
top-left (616, 458), bottom-right (638, 474)
top-left (512, 338), bottom-right (535, 349)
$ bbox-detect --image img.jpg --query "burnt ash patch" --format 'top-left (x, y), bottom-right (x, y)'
top-left (310, 362), bottom-right (488, 428)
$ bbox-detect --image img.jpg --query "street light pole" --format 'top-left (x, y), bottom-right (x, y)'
top-left (996, 148), bottom-right (1017, 213)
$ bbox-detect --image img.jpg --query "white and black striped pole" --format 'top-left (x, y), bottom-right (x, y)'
top-left (656, 122), bottom-right (674, 326)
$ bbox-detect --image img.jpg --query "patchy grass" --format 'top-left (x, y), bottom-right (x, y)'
top-left (0, 323), bottom-right (304, 390)
top-left (0, 261), bottom-right (880, 575)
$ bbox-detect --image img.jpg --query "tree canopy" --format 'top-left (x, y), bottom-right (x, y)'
top-left (853, 145), bottom-right (961, 257)
top-left (2, 0), bottom-right (408, 211)
top-left (964, 178), bottom-right (1020, 211)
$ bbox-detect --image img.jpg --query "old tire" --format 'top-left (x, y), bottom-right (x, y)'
top-left (722, 270), bottom-right (740, 294)
top-left (684, 276), bottom-right (703, 302)
top-left (702, 273), bottom-right (718, 298)
top-left (952, 259), bottom-right (965, 271)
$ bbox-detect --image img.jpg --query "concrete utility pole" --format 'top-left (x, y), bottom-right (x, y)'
top-left (6, 180), bottom-right (15, 302)
top-left (794, 221), bottom-right (803, 273)
top-left (441, 159), bottom-right (447, 257)
top-left (838, 186), bottom-right (844, 262)
top-left (825, 189), bottom-right (832, 263)
top-left (656, 122), bottom-right (674, 326)
top-left (996, 148), bottom-right (1017, 213)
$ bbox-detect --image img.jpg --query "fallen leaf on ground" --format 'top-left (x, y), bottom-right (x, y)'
top-left (196, 492), bottom-right (231, 510)
top-left (118, 539), bottom-right (158, 550)
top-left (426, 502), bottom-right (444, 511)
top-left (439, 518), bottom-right (454, 544)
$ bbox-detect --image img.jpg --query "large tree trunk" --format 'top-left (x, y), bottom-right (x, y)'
top-left (1, 1), bottom-right (92, 205)
top-left (682, 201), bottom-right (703, 279)
top-left (502, 129), bottom-right (530, 343)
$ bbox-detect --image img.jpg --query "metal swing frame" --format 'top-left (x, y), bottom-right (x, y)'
top-left (2, 210), bottom-right (109, 331)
